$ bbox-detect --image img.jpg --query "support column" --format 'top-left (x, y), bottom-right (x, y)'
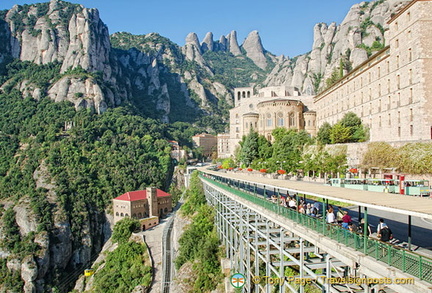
top-left (239, 206), bottom-right (245, 276)
top-left (255, 216), bottom-right (260, 293)
top-left (408, 215), bottom-right (412, 251)
top-left (325, 254), bottom-right (331, 293)
top-left (279, 227), bottom-right (285, 293)
top-left (246, 211), bottom-right (252, 292)
top-left (266, 220), bottom-right (271, 293)
top-left (363, 207), bottom-right (368, 254)
top-left (299, 238), bottom-right (304, 293)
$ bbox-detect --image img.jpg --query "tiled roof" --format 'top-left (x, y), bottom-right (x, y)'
top-left (114, 189), bottom-right (170, 201)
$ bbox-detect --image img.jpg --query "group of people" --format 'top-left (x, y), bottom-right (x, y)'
top-left (326, 206), bottom-right (393, 242)
top-left (269, 193), bottom-right (393, 243)
top-left (273, 194), bottom-right (320, 217)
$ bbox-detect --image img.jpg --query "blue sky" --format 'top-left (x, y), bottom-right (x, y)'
top-left (0, 0), bottom-right (361, 57)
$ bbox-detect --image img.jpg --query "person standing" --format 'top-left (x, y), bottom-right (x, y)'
top-left (342, 211), bottom-right (352, 229)
top-left (378, 222), bottom-right (393, 242)
top-left (326, 207), bottom-right (335, 224)
top-left (377, 218), bottom-right (387, 235)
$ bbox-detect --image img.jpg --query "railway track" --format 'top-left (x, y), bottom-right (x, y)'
top-left (161, 216), bottom-right (175, 293)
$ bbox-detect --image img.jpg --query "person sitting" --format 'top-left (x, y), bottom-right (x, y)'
top-left (298, 204), bottom-right (305, 214)
top-left (305, 203), bottom-right (312, 216)
top-left (358, 218), bottom-right (372, 236)
top-left (288, 197), bottom-right (297, 209)
top-left (336, 208), bottom-right (344, 224)
top-left (348, 222), bottom-right (358, 233)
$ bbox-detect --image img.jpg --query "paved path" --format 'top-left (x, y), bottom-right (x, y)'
top-left (139, 216), bottom-right (172, 293)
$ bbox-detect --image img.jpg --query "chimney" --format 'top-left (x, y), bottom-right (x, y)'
top-left (147, 187), bottom-right (158, 217)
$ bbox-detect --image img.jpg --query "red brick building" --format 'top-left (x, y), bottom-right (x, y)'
top-left (113, 187), bottom-right (172, 230)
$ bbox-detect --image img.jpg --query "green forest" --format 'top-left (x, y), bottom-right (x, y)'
top-left (0, 58), bottom-right (208, 291)
top-left (175, 171), bottom-right (223, 292)
top-left (87, 218), bottom-right (152, 293)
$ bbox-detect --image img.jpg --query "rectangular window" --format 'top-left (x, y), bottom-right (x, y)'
top-left (277, 118), bottom-right (284, 126)
top-left (266, 119), bottom-right (273, 127)
top-left (409, 88), bottom-right (413, 104)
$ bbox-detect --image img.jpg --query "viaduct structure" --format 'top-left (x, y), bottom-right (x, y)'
top-left (199, 169), bottom-right (432, 292)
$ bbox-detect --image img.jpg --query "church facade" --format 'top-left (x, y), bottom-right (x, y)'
top-left (224, 86), bottom-right (316, 156)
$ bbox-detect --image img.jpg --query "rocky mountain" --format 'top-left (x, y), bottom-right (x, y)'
top-left (0, 0), bottom-right (412, 122)
top-left (0, 0), bottom-right (235, 126)
top-left (263, 0), bottom-right (410, 94)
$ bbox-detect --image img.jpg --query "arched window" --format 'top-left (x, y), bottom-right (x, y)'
top-left (277, 112), bottom-right (284, 126)
top-left (138, 212), bottom-right (142, 218)
top-left (133, 213), bottom-right (136, 218)
top-left (120, 213), bottom-right (124, 217)
top-left (125, 213), bottom-right (129, 217)
top-left (116, 212), bottom-right (119, 216)
top-left (164, 208), bottom-right (168, 214)
top-left (266, 113), bottom-right (272, 127)
top-left (289, 113), bottom-right (295, 126)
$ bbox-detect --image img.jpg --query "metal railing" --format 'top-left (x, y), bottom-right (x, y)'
top-left (200, 174), bottom-right (432, 284)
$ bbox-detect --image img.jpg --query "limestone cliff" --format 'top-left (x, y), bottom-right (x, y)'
top-left (2, 0), bottom-right (120, 114)
top-left (242, 30), bottom-right (268, 70)
top-left (263, 0), bottom-right (410, 94)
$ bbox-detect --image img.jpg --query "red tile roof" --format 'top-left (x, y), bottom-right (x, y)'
top-left (114, 189), bottom-right (170, 202)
